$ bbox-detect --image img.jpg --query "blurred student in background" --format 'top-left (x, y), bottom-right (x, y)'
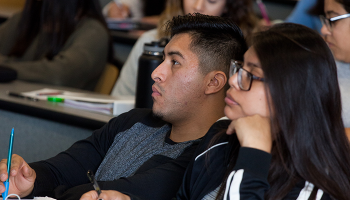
top-left (110, 0), bottom-right (259, 98)
top-left (321, 0), bottom-right (350, 135)
top-left (0, 0), bottom-right (112, 91)
top-left (103, 0), bottom-right (166, 25)
top-left (177, 23), bottom-right (350, 200)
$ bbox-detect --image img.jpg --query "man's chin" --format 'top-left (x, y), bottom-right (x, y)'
top-left (152, 110), bottom-right (164, 120)
top-left (152, 104), bottom-right (163, 118)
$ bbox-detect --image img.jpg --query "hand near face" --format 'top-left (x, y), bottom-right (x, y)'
top-left (80, 190), bottom-right (131, 200)
top-left (227, 115), bottom-right (272, 153)
top-left (108, 2), bottom-right (130, 19)
top-left (0, 154), bottom-right (36, 197)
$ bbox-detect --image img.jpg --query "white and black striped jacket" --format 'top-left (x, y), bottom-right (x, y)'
top-left (176, 119), bottom-right (331, 200)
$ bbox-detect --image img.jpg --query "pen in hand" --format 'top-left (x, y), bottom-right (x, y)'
top-left (87, 170), bottom-right (101, 196)
top-left (2, 128), bottom-right (15, 199)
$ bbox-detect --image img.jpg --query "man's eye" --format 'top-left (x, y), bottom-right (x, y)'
top-left (172, 60), bottom-right (179, 65)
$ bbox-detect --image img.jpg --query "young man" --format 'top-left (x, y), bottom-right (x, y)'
top-left (0, 14), bottom-right (247, 200)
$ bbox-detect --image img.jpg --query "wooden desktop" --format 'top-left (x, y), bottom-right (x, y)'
top-left (0, 80), bottom-right (117, 163)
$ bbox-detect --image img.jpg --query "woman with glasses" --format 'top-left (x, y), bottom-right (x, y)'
top-left (176, 23), bottom-right (350, 200)
top-left (321, 0), bottom-right (350, 136)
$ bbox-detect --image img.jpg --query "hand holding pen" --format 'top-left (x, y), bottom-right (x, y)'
top-left (1, 128), bottom-right (14, 199)
top-left (0, 130), bottom-right (36, 198)
top-left (81, 170), bottom-right (130, 200)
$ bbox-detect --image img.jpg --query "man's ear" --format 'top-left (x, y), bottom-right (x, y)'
top-left (205, 71), bottom-right (227, 95)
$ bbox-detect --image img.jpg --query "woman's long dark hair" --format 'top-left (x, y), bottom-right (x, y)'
top-left (216, 23), bottom-right (350, 199)
top-left (8, 0), bottom-right (111, 60)
top-left (256, 23), bottom-right (350, 199)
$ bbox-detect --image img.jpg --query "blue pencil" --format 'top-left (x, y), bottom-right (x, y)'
top-left (2, 128), bottom-right (14, 199)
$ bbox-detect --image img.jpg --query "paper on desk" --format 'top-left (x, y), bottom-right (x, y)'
top-left (21, 88), bottom-right (135, 115)
top-left (22, 88), bottom-right (118, 103)
top-left (64, 99), bottom-right (113, 115)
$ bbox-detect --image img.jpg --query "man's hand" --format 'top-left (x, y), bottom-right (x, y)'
top-left (0, 154), bottom-right (36, 197)
top-left (80, 190), bottom-right (131, 200)
top-left (108, 2), bottom-right (130, 19)
top-left (227, 115), bottom-right (272, 153)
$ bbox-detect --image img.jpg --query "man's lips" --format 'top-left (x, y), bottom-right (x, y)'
top-left (225, 94), bottom-right (238, 105)
top-left (152, 86), bottom-right (161, 97)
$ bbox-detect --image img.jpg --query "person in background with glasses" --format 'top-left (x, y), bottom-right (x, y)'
top-left (321, 0), bottom-right (350, 137)
top-left (176, 23), bottom-right (350, 200)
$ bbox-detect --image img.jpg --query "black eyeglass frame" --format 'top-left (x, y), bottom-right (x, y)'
top-left (229, 60), bottom-right (265, 91)
top-left (320, 13), bottom-right (350, 31)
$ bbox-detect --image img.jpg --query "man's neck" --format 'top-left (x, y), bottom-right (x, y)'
top-left (169, 113), bottom-right (224, 143)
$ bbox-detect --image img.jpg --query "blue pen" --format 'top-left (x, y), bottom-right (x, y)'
top-left (2, 128), bottom-right (14, 199)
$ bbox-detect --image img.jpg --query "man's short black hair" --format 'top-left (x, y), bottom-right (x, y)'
top-left (165, 13), bottom-right (247, 77)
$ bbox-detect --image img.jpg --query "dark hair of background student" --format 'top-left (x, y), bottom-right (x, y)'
top-left (158, 0), bottom-right (258, 39)
top-left (165, 13), bottom-right (248, 79)
top-left (337, 0), bottom-right (350, 11)
top-left (214, 23), bottom-right (350, 199)
top-left (309, 0), bottom-right (350, 15)
top-left (8, 0), bottom-right (112, 61)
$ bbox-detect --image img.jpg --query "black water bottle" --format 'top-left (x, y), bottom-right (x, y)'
top-left (135, 38), bottom-right (168, 108)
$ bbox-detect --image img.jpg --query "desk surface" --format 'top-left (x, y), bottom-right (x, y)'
top-left (0, 80), bottom-right (116, 129)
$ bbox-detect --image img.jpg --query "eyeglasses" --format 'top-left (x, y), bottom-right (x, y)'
top-left (229, 60), bottom-right (265, 91)
top-left (320, 13), bottom-right (350, 31)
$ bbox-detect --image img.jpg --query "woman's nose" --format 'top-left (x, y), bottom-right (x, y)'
top-left (228, 72), bottom-right (240, 90)
top-left (193, 0), bottom-right (205, 13)
top-left (320, 23), bottom-right (331, 36)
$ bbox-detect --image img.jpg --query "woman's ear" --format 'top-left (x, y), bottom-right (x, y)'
top-left (205, 71), bottom-right (227, 95)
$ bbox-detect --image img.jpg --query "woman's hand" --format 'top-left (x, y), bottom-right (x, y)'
top-left (80, 190), bottom-right (131, 200)
top-left (227, 114), bottom-right (272, 153)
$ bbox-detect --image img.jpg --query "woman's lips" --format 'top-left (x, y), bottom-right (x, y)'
top-left (225, 94), bottom-right (238, 105)
top-left (325, 40), bottom-right (334, 48)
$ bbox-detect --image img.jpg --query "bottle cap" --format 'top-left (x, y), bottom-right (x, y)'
top-left (143, 38), bottom-right (169, 55)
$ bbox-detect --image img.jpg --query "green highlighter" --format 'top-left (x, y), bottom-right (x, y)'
top-left (47, 96), bottom-right (64, 102)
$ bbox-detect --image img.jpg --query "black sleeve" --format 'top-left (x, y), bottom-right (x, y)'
top-left (54, 142), bottom-right (199, 200)
top-left (27, 109), bottom-right (156, 198)
top-left (224, 147), bottom-right (271, 200)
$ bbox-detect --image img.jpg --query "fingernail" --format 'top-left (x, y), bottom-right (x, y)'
top-left (0, 184), bottom-right (3, 191)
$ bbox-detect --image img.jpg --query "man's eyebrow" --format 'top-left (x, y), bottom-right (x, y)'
top-left (167, 51), bottom-right (184, 59)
